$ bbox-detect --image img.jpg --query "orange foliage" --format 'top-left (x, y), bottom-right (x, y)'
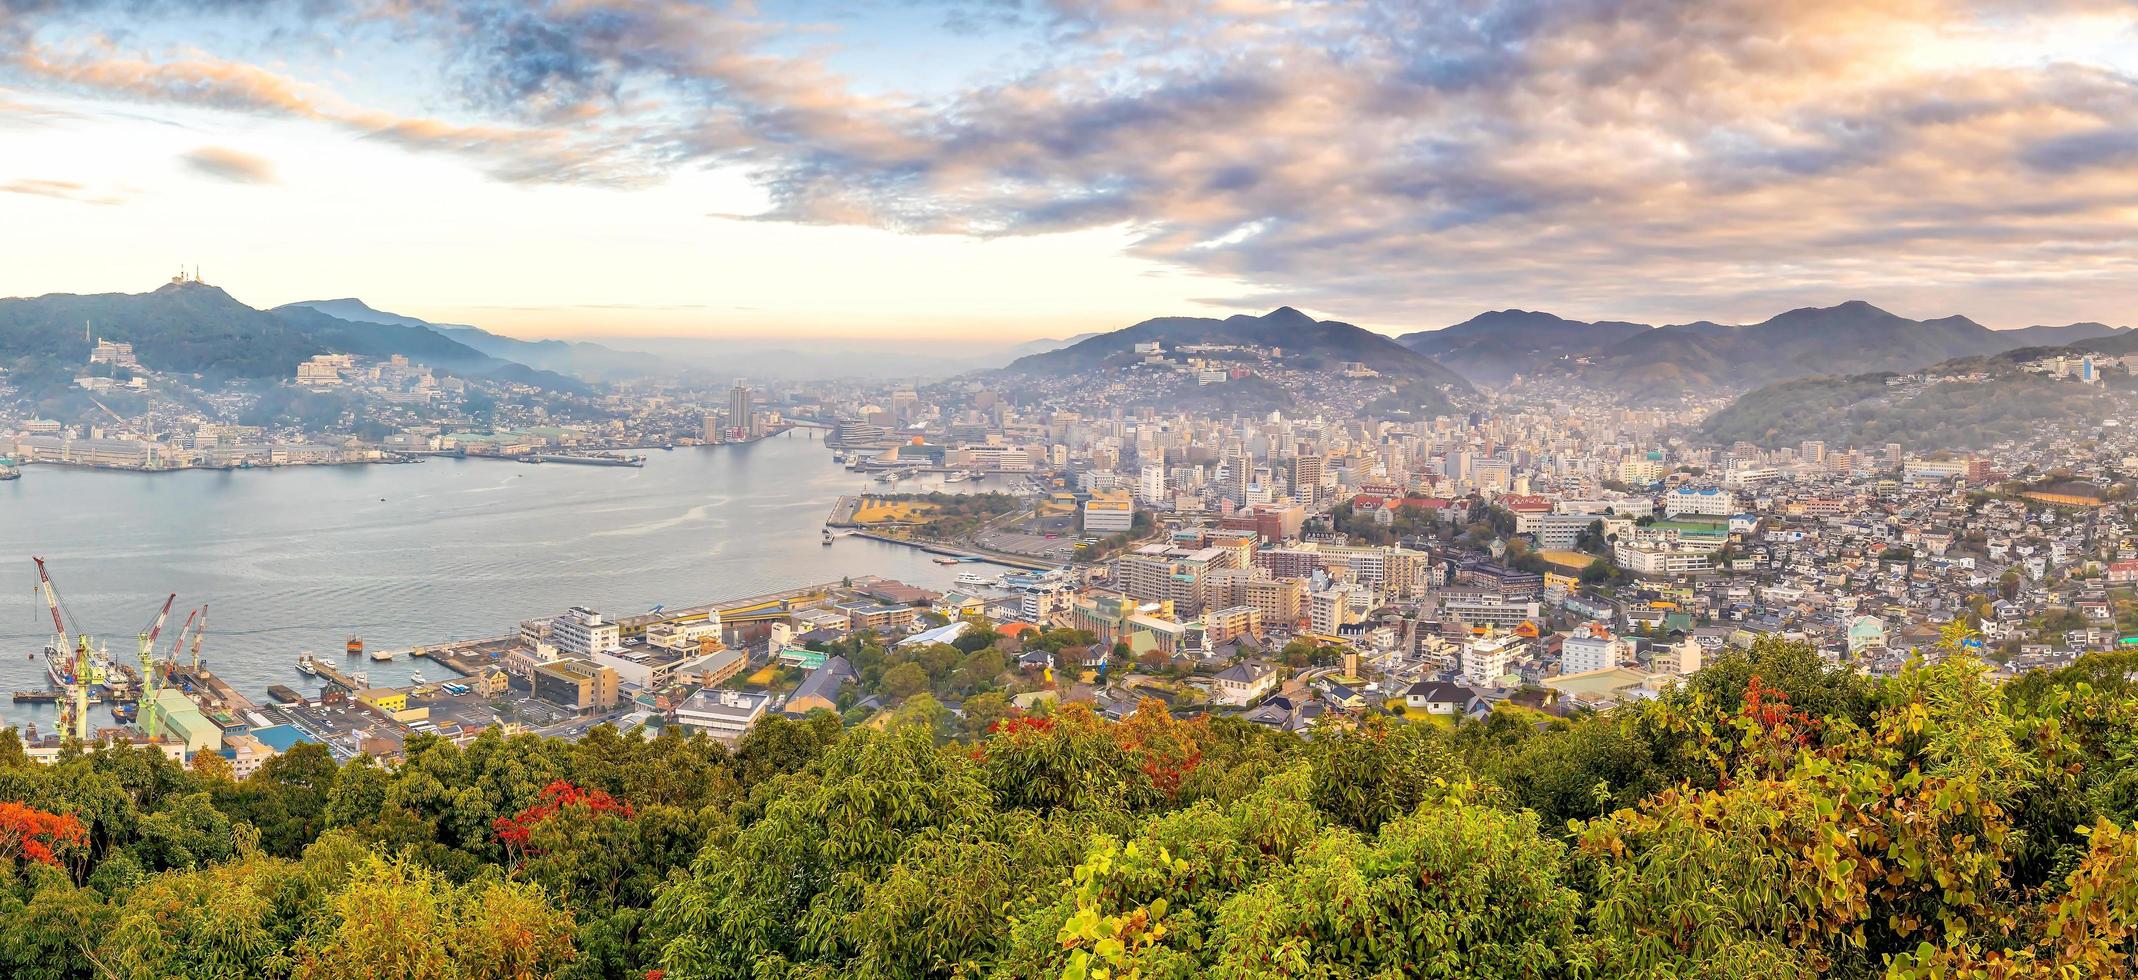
top-left (0, 801), bottom-right (87, 868)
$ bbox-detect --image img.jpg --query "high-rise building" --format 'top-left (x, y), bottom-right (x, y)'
top-left (1137, 464), bottom-right (1168, 503)
top-left (728, 383), bottom-right (754, 439)
top-left (1290, 454), bottom-right (1323, 503)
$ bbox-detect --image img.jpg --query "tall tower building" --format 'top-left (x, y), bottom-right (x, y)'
top-left (1291, 455), bottom-right (1323, 503)
top-left (728, 383), bottom-right (753, 439)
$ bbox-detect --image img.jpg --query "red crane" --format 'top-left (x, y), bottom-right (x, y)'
top-left (30, 556), bottom-right (72, 653)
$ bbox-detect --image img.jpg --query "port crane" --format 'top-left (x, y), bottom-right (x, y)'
top-left (32, 557), bottom-right (102, 742)
top-left (189, 603), bottom-right (208, 672)
top-left (133, 594), bottom-right (177, 739)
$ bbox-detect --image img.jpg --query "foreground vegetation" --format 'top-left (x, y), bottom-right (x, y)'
top-left (3, 630), bottom-right (2138, 978)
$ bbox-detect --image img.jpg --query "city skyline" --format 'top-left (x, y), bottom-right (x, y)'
top-left (2, 1), bottom-right (2136, 341)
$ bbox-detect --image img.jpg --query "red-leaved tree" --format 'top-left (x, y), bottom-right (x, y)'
top-left (0, 801), bottom-right (87, 869)
top-left (493, 780), bottom-right (633, 863)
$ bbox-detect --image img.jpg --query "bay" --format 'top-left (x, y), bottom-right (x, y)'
top-left (0, 434), bottom-right (1007, 728)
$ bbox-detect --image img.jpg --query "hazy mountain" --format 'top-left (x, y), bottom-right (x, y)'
top-left (2005, 321), bottom-right (2130, 347)
top-left (279, 299), bottom-right (656, 382)
top-left (1701, 342), bottom-right (2128, 450)
top-left (1396, 310), bottom-right (1653, 383)
top-left (1009, 307), bottom-right (1471, 388)
top-left (1568, 300), bottom-right (2108, 396)
top-left (0, 281), bottom-right (582, 394)
top-left (1001, 332), bottom-right (1101, 362)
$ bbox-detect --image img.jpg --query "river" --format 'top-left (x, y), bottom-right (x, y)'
top-left (0, 433), bottom-right (1015, 728)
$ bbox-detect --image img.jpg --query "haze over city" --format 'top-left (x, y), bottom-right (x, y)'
top-left (5, 0), bottom-right (2138, 342)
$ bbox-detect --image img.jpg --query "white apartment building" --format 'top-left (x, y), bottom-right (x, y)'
top-left (1460, 633), bottom-right (1528, 686)
top-left (1559, 622), bottom-right (1629, 675)
top-left (1663, 487), bottom-right (1738, 517)
top-left (676, 688), bottom-right (771, 742)
top-left (551, 606), bottom-right (621, 657)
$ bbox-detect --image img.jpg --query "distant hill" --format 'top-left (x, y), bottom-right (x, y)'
top-left (1568, 301), bottom-right (2127, 396)
top-left (1396, 310), bottom-right (1652, 383)
top-left (0, 282), bottom-right (582, 394)
top-left (1009, 307), bottom-right (1471, 388)
top-left (1001, 332), bottom-right (1101, 363)
top-left (1700, 345), bottom-right (2128, 450)
top-left (279, 299), bottom-right (654, 382)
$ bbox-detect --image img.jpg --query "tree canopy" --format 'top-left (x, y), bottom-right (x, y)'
top-left (1, 632), bottom-right (2136, 978)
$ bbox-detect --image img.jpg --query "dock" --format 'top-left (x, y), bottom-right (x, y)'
top-left (164, 665), bottom-right (258, 713)
top-left (608, 579), bottom-right (871, 636)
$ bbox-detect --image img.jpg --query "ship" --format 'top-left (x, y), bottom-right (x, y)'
top-left (370, 645), bottom-right (395, 661)
top-left (297, 653), bottom-right (319, 676)
top-left (408, 671), bottom-right (426, 686)
top-left (955, 571), bottom-right (997, 588)
top-left (346, 635), bottom-right (364, 657)
top-left (0, 464), bottom-right (19, 481)
top-left (822, 528), bottom-right (836, 545)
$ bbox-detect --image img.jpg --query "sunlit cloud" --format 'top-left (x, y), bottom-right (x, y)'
top-left (0, 177), bottom-right (125, 205)
top-left (179, 144), bottom-right (277, 183)
top-left (0, 0), bottom-right (2135, 330)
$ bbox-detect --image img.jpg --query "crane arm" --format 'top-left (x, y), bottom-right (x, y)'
top-left (167, 608), bottom-right (198, 660)
top-left (143, 593), bottom-right (177, 644)
top-left (31, 557), bottom-right (70, 650)
top-left (189, 604), bottom-right (208, 668)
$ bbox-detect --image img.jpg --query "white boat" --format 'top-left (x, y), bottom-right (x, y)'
top-left (369, 647), bottom-right (395, 662)
top-left (408, 671), bottom-right (426, 686)
top-left (955, 571), bottom-right (996, 588)
top-left (297, 653), bottom-right (319, 676)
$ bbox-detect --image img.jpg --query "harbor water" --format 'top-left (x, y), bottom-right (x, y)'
top-left (0, 434), bottom-right (1009, 728)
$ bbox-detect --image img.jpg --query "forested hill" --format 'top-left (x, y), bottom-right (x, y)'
top-left (1565, 301), bottom-right (2127, 397)
top-left (1701, 350), bottom-right (2127, 450)
top-left (1007, 306), bottom-right (1472, 390)
top-left (0, 282), bottom-right (584, 393)
top-left (3, 629), bottom-right (2137, 978)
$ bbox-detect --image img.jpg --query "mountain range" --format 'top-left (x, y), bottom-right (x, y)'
top-left (1395, 301), bottom-right (2128, 392)
top-left (278, 299), bottom-right (656, 382)
top-left (1007, 307), bottom-right (1471, 389)
top-left (1396, 310), bottom-right (1653, 384)
top-left (1699, 341), bottom-right (2129, 451)
top-left (5, 282), bottom-right (2130, 402)
top-left (0, 282), bottom-right (584, 395)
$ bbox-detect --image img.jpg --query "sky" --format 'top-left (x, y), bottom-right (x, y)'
top-left (2, 0), bottom-right (2136, 343)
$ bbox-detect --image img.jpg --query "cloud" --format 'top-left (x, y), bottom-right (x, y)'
top-left (179, 144), bottom-right (277, 183)
top-left (0, 177), bottom-right (123, 205)
top-left (3, 0), bottom-right (2138, 325)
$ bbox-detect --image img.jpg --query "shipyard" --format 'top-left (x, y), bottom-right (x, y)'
top-left (9, 557), bottom-right (1040, 766)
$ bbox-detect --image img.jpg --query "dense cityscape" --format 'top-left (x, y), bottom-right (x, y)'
top-left (3, 277), bottom-right (2138, 976)
top-left (8, 0), bottom-right (2138, 975)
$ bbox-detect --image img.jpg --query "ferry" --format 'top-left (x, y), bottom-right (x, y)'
top-left (955, 571), bottom-right (997, 589)
top-left (297, 653), bottom-right (320, 676)
top-left (944, 471), bottom-right (970, 484)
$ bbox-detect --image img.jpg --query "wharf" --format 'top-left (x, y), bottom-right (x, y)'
top-left (842, 530), bottom-right (1055, 571)
top-left (165, 665), bottom-right (257, 713)
top-left (610, 579), bottom-right (885, 636)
